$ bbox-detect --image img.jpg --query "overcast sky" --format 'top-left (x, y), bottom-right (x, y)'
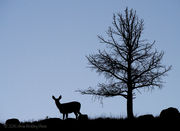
top-left (0, 0), bottom-right (180, 122)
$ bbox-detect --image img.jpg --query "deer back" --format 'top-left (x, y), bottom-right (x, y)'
top-left (59, 101), bottom-right (81, 113)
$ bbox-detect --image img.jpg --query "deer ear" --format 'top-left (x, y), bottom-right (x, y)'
top-left (52, 96), bottom-right (55, 100)
top-left (59, 95), bottom-right (62, 100)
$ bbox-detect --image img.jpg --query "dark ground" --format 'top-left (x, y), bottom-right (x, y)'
top-left (1, 117), bottom-right (180, 130)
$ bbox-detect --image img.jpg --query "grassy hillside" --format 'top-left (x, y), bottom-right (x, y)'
top-left (0, 116), bottom-right (179, 129)
top-left (1, 107), bottom-right (180, 129)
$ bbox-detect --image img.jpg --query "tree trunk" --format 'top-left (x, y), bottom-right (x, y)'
top-left (127, 49), bottom-right (134, 119)
top-left (127, 89), bottom-right (134, 119)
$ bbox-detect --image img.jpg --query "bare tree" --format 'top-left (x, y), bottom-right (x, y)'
top-left (78, 8), bottom-right (171, 119)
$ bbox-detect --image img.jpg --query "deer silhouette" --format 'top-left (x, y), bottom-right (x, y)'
top-left (52, 95), bottom-right (81, 120)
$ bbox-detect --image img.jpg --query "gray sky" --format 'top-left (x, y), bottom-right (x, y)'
top-left (0, 0), bottom-right (180, 122)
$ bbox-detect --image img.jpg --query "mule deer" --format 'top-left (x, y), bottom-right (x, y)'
top-left (52, 95), bottom-right (81, 120)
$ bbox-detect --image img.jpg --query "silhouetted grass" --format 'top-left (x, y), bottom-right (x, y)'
top-left (1, 107), bottom-right (179, 129)
top-left (1, 115), bottom-right (179, 130)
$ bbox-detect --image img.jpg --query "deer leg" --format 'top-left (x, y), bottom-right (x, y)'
top-left (63, 114), bottom-right (65, 120)
top-left (74, 112), bottom-right (78, 119)
top-left (66, 113), bottom-right (68, 119)
top-left (78, 111), bottom-right (81, 115)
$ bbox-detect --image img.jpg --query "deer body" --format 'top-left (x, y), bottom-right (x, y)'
top-left (52, 95), bottom-right (81, 120)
